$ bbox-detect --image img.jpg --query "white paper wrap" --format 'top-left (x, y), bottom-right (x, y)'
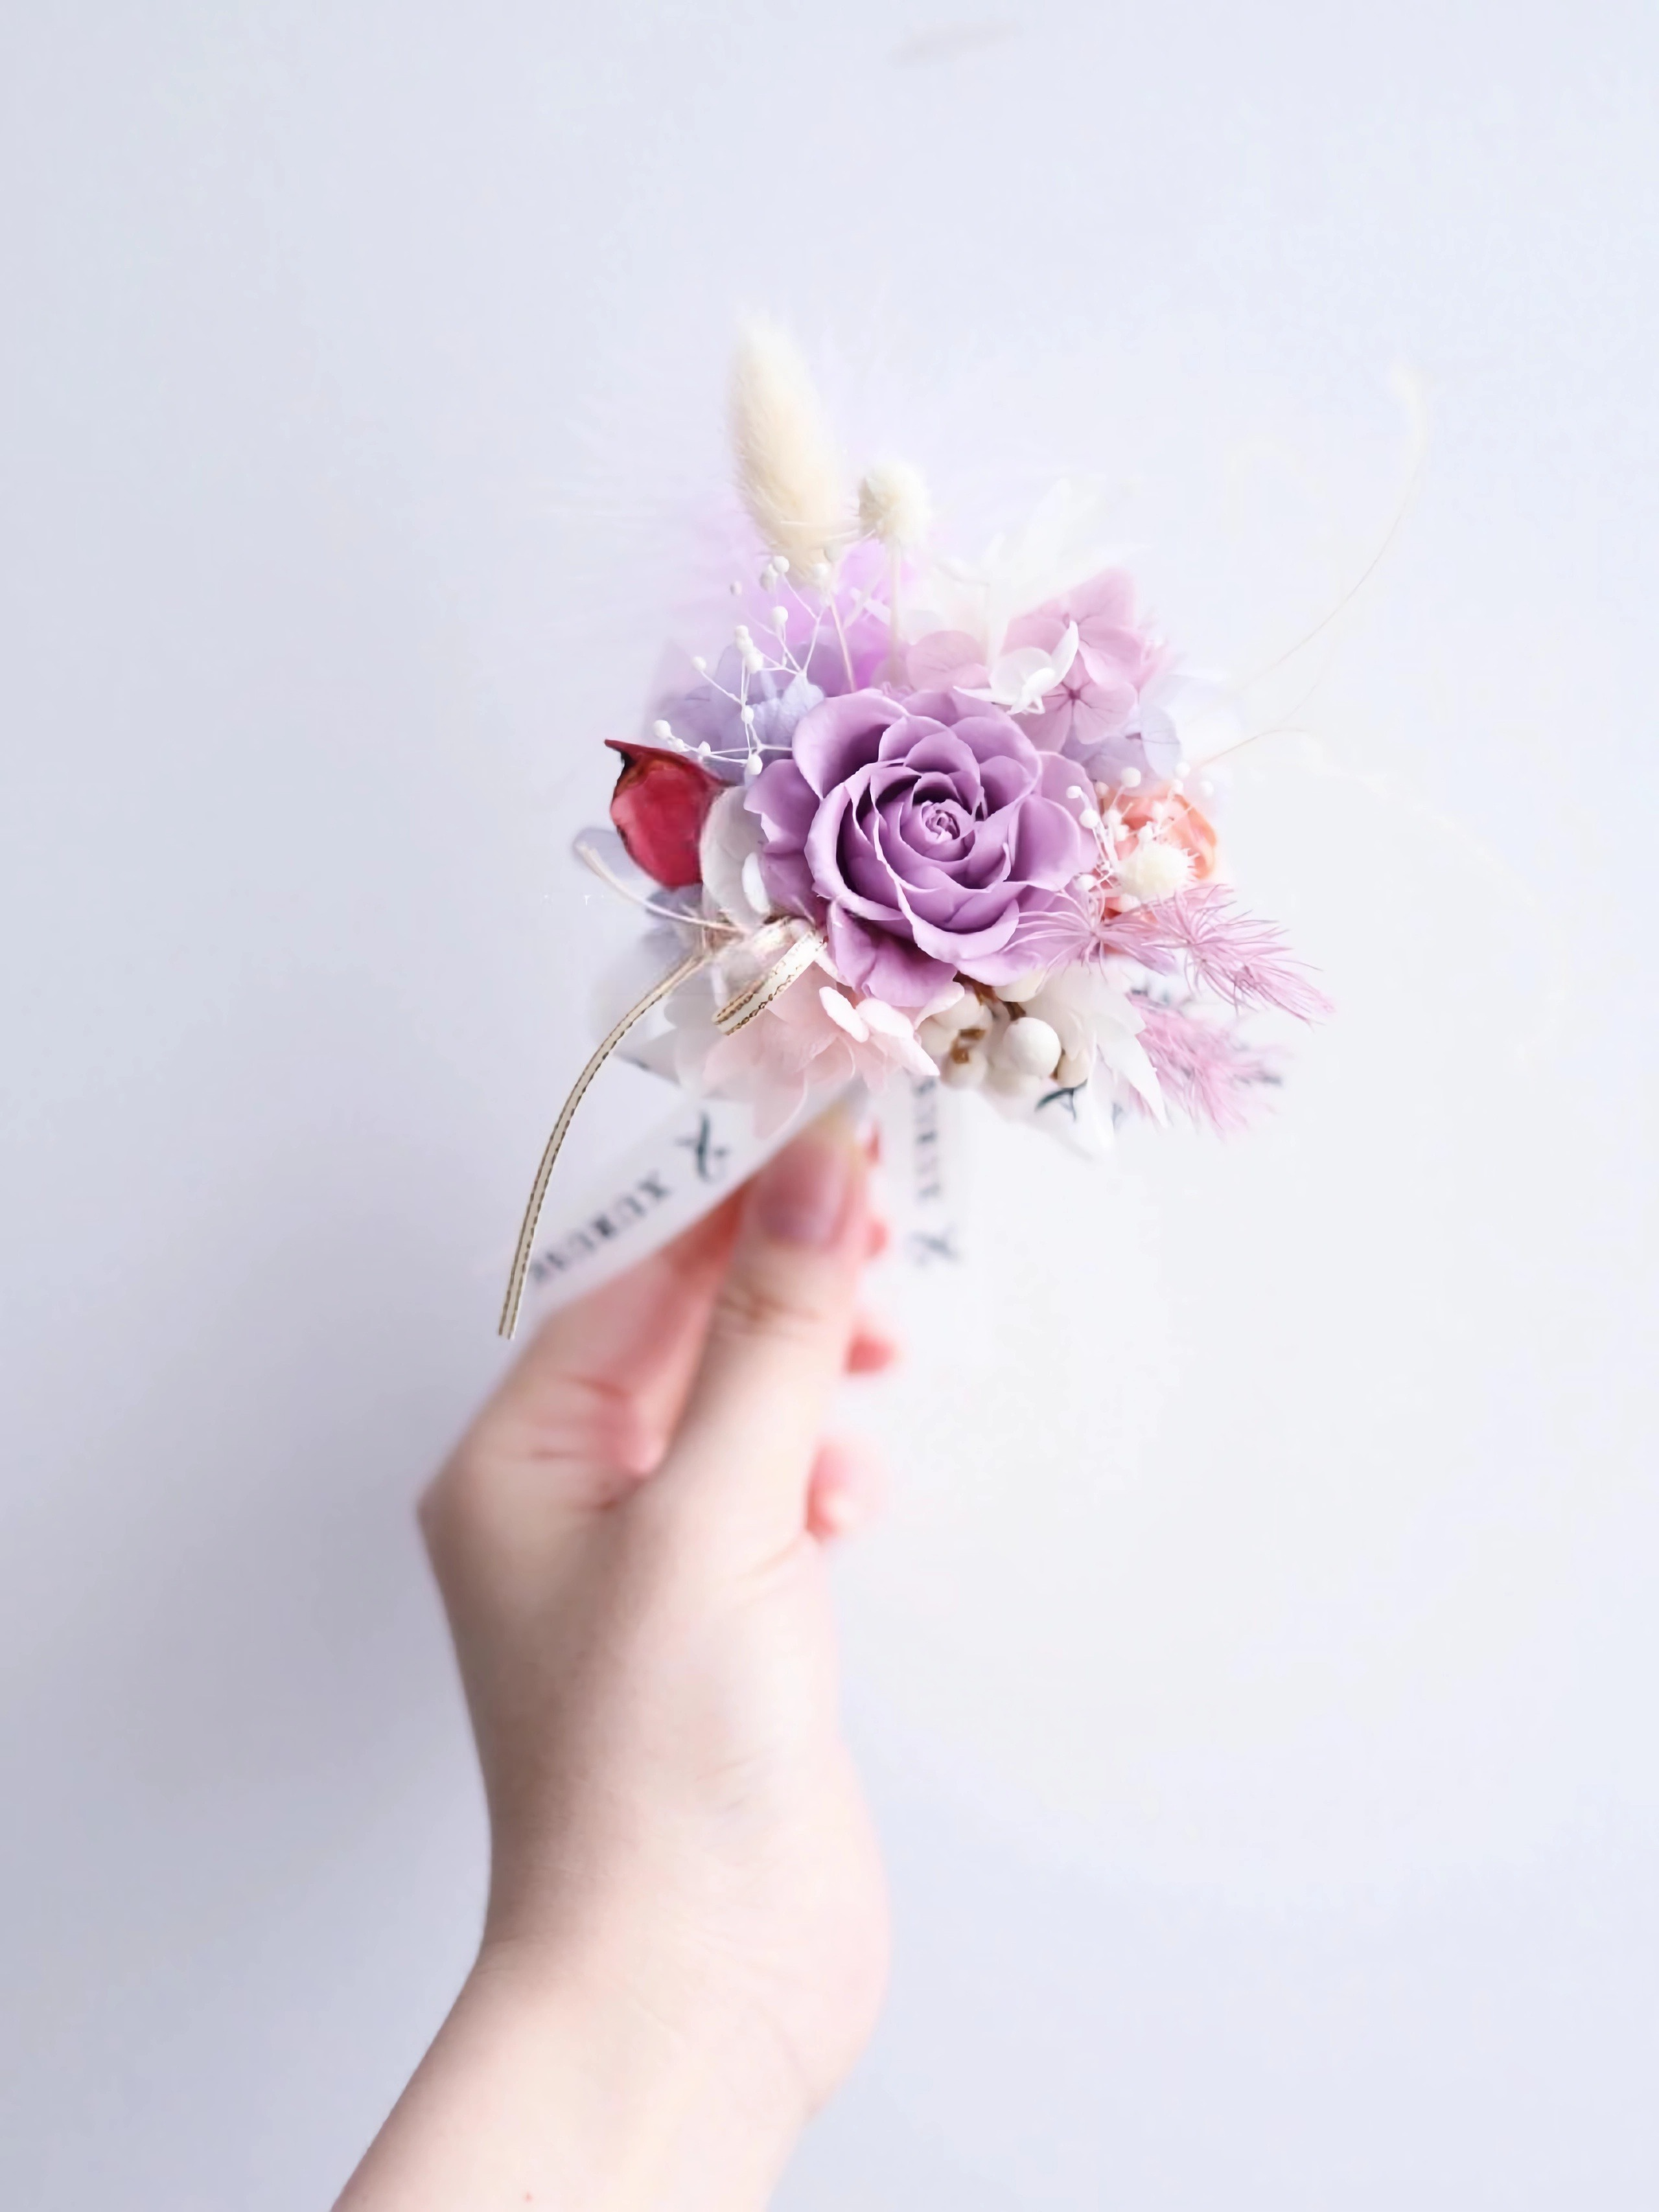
top-left (512, 1070), bottom-right (968, 1324)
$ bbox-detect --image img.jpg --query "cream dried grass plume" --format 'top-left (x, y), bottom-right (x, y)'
top-left (728, 317), bottom-right (847, 572)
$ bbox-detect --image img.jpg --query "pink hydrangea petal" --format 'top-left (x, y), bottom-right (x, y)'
top-left (1076, 631), bottom-right (1150, 688)
top-left (1066, 569), bottom-right (1137, 626)
top-left (1001, 606), bottom-right (1063, 657)
top-left (906, 631), bottom-right (987, 689)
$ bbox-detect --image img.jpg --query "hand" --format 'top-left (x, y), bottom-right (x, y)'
top-left (338, 1110), bottom-right (892, 2211)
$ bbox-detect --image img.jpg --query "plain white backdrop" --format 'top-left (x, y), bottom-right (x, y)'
top-left (3, 4), bottom-right (1656, 2204)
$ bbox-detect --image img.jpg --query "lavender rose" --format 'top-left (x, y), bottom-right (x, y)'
top-left (745, 688), bottom-right (1093, 1009)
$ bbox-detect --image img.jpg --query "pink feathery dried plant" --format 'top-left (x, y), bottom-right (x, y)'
top-left (1101, 886), bottom-right (1332, 1022)
top-left (1130, 997), bottom-right (1281, 1132)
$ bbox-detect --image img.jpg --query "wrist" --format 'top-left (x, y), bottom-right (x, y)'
top-left (460, 1937), bottom-right (806, 2212)
top-left (336, 1935), bottom-right (804, 2211)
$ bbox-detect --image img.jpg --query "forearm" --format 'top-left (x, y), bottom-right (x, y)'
top-left (335, 1947), bottom-right (801, 2212)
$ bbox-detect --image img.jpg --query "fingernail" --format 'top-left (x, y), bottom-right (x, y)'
top-left (753, 1122), bottom-right (857, 1248)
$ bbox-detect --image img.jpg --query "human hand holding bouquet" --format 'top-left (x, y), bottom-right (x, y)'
top-left (340, 1118), bottom-right (891, 2211)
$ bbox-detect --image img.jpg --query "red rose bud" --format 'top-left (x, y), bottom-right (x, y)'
top-left (605, 741), bottom-right (721, 888)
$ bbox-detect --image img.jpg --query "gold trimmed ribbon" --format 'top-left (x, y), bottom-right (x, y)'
top-left (498, 946), bottom-right (710, 1339)
top-left (713, 925), bottom-right (826, 1034)
top-left (496, 922), bottom-right (830, 1340)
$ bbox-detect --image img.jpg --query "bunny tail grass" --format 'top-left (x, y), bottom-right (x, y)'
top-left (728, 316), bottom-right (846, 573)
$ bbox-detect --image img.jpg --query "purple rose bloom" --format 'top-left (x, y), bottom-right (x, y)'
top-left (746, 688), bottom-right (1094, 1009)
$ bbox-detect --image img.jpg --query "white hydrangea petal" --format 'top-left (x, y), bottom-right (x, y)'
top-left (893, 1030), bottom-right (941, 1080)
top-left (699, 787), bottom-right (769, 930)
top-left (857, 997), bottom-right (913, 1040)
top-left (739, 853), bottom-right (770, 919)
top-left (986, 644), bottom-right (1063, 713)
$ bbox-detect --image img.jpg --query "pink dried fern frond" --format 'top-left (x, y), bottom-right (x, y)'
top-left (1130, 996), bottom-right (1281, 1133)
top-left (1010, 886), bottom-right (1096, 971)
top-left (1100, 886), bottom-right (1332, 1022)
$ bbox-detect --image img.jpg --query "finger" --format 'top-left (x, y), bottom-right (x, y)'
top-left (443, 1196), bottom-right (743, 1518)
top-left (846, 1309), bottom-right (900, 1374)
top-left (653, 1107), bottom-right (869, 1557)
top-left (807, 1433), bottom-right (888, 1540)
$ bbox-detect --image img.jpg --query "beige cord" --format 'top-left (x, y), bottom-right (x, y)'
top-left (498, 947), bottom-right (712, 1339)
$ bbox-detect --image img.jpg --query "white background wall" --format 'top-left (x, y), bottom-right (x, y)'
top-left (3, 4), bottom-right (1656, 2204)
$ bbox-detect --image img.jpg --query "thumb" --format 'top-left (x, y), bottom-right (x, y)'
top-left (651, 1105), bottom-right (869, 1560)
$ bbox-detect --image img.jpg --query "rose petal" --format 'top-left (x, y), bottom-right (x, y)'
top-left (746, 755), bottom-right (818, 845)
top-left (826, 906), bottom-right (956, 1009)
top-left (758, 846), bottom-right (822, 919)
top-left (793, 690), bottom-right (903, 798)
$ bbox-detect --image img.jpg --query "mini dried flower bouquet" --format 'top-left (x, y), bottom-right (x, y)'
top-left (500, 323), bottom-right (1327, 1331)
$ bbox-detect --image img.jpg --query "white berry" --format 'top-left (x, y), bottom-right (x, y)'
top-left (934, 991), bottom-right (988, 1034)
top-left (1001, 1015), bottom-right (1062, 1077)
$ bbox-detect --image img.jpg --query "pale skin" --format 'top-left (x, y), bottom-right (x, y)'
top-left (336, 1111), bottom-right (894, 2211)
